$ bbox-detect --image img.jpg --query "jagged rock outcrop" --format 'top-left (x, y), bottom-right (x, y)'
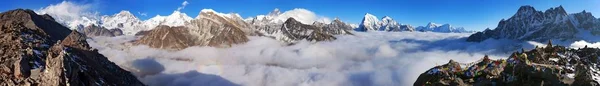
top-left (0, 9), bottom-right (143, 86)
top-left (467, 5), bottom-right (600, 42)
top-left (41, 31), bottom-right (144, 85)
top-left (80, 25), bottom-right (124, 37)
top-left (414, 41), bottom-right (600, 85)
top-left (277, 18), bottom-right (337, 43)
top-left (314, 18), bottom-right (353, 35)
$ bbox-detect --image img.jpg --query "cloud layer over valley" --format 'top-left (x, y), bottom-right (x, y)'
top-left (86, 32), bottom-right (551, 86)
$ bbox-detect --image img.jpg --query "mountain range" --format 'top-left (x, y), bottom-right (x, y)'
top-left (355, 13), bottom-right (472, 33)
top-left (134, 9), bottom-right (354, 50)
top-left (467, 5), bottom-right (600, 42)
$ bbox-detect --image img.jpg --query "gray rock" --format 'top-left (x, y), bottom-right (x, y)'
top-left (0, 9), bottom-right (144, 86)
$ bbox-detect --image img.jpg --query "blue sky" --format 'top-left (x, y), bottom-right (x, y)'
top-left (2, 0), bottom-right (599, 31)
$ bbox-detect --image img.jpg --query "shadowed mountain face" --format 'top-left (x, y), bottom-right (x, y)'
top-left (81, 25), bottom-right (124, 37)
top-left (252, 17), bottom-right (353, 43)
top-left (278, 18), bottom-right (337, 43)
top-left (136, 25), bottom-right (195, 50)
top-left (0, 9), bottom-right (143, 86)
top-left (415, 41), bottom-right (600, 85)
top-left (0, 9), bottom-right (71, 42)
top-left (467, 5), bottom-right (600, 42)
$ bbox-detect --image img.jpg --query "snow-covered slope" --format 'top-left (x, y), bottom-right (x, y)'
top-left (101, 10), bottom-right (148, 35)
top-left (416, 22), bottom-right (469, 33)
top-left (246, 8), bottom-right (330, 25)
top-left (144, 11), bottom-right (193, 30)
top-left (356, 13), bottom-right (381, 31)
top-left (356, 14), bottom-right (417, 32)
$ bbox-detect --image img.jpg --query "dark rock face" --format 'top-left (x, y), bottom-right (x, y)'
top-left (252, 17), bottom-right (353, 43)
top-left (136, 25), bottom-right (195, 50)
top-left (278, 18), bottom-right (338, 43)
top-left (0, 9), bottom-right (143, 86)
top-left (109, 28), bottom-right (124, 36)
top-left (134, 30), bottom-right (150, 36)
top-left (467, 5), bottom-right (600, 42)
top-left (41, 31), bottom-right (144, 85)
top-left (81, 25), bottom-right (123, 37)
top-left (189, 12), bottom-right (250, 47)
top-left (0, 9), bottom-right (71, 42)
top-left (414, 41), bottom-right (600, 86)
top-left (315, 18), bottom-right (354, 35)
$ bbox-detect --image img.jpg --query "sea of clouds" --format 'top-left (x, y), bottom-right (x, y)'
top-left (86, 31), bottom-right (553, 86)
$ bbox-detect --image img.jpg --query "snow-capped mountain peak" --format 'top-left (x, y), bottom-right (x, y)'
top-left (426, 22), bottom-right (439, 28)
top-left (516, 5), bottom-right (537, 16)
top-left (357, 13), bottom-right (381, 31)
top-left (198, 9), bottom-right (242, 20)
top-left (144, 11), bottom-right (193, 30)
top-left (382, 16), bottom-right (393, 21)
top-left (380, 16), bottom-right (401, 31)
top-left (101, 10), bottom-right (146, 35)
top-left (115, 10), bottom-right (136, 18)
top-left (167, 11), bottom-right (193, 22)
top-left (246, 8), bottom-right (328, 25)
top-left (416, 22), bottom-right (469, 33)
top-left (381, 16), bottom-right (394, 24)
top-left (268, 8), bottom-right (281, 16)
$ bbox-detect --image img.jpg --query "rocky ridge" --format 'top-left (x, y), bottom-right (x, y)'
top-left (415, 41), bottom-right (600, 85)
top-left (0, 9), bottom-right (143, 85)
top-left (467, 5), bottom-right (600, 42)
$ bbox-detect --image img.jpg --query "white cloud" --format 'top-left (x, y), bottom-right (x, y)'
top-left (138, 12), bottom-right (148, 16)
top-left (570, 40), bottom-right (600, 48)
top-left (275, 8), bottom-right (332, 24)
top-left (176, 1), bottom-right (189, 11)
top-left (36, 1), bottom-right (100, 30)
top-left (87, 32), bottom-right (541, 86)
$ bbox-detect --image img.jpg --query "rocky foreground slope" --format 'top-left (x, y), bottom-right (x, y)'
top-left (0, 9), bottom-right (143, 85)
top-left (414, 41), bottom-right (600, 85)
